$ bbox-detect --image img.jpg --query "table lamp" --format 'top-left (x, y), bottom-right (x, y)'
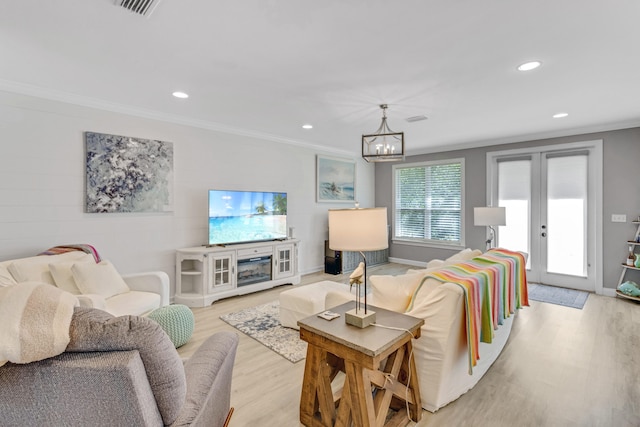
top-left (328, 207), bottom-right (388, 328)
top-left (474, 207), bottom-right (506, 249)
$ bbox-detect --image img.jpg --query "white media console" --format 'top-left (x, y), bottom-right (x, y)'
top-left (175, 239), bottom-right (300, 307)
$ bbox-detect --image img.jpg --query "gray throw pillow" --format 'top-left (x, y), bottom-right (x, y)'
top-left (66, 307), bottom-right (187, 425)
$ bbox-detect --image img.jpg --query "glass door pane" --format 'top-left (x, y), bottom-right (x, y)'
top-left (544, 154), bottom-right (588, 276)
top-left (498, 159), bottom-right (532, 269)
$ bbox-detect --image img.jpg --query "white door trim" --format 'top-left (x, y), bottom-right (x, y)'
top-left (485, 140), bottom-right (603, 295)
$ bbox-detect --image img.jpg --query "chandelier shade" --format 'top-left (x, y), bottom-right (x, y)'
top-left (362, 104), bottom-right (405, 162)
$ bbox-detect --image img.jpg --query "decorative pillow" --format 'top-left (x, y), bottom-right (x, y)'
top-left (0, 263), bottom-right (17, 287)
top-left (8, 252), bottom-right (92, 285)
top-left (71, 260), bottom-right (130, 299)
top-left (445, 248), bottom-right (482, 262)
top-left (426, 259), bottom-right (445, 269)
top-left (370, 273), bottom-right (423, 312)
top-left (49, 259), bottom-right (93, 295)
top-left (406, 277), bottom-right (449, 312)
top-left (66, 307), bottom-right (186, 425)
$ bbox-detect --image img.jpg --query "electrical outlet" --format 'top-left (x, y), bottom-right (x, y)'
top-left (612, 214), bottom-right (627, 223)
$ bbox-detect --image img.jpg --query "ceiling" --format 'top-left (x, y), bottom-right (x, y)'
top-left (2, 0), bottom-right (639, 156)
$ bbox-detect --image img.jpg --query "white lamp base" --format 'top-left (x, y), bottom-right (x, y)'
top-left (345, 308), bottom-right (376, 328)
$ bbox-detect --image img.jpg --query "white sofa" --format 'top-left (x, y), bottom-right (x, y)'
top-left (0, 250), bottom-right (169, 317)
top-left (325, 248), bottom-right (528, 412)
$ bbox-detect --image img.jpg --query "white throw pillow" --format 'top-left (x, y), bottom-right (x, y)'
top-left (49, 260), bottom-right (92, 295)
top-left (8, 252), bottom-right (92, 285)
top-left (369, 273), bottom-right (423, 313)
top-left (0, 263), bottom-right (17, 287)
top-left (71, 260), bottom-right (130, 299)
top-left (445, 248), bottom-right (482, 262)
top-left (406, 277), bottom-right (449, 312)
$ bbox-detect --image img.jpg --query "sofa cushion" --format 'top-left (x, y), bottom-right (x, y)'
top-left (71, 260), bottom-right (130, 299)
top-left (66, 307), bottom-right (186, 425)
top-left (369, 272), bottom-right (424, 312)
top-left (8, 252), bottom-right (92, 285)
top-left (105, 291), bottom-right (161, 317)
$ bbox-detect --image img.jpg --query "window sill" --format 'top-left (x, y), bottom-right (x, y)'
top-left (392, 238), bottom-right (465, 250)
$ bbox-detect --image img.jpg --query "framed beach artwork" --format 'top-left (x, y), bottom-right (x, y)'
top-left (316, 155), bottom-right (356, 203)
top-left (85, 131), bottom-right (174, 213)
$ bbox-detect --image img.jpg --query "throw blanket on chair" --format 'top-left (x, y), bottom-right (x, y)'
top-left (0, 283), bottom-right (78, 367)
top-left (421, 248), bottom-right (528, 374)
top-left (38, 244), bottom-right (102, 263)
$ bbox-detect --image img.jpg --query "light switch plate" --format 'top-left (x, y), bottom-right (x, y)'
top-left (612, 214), bottom-right (627, 223)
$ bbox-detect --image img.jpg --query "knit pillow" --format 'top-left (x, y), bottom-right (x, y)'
top-left (66, 307), bottom-right (186, 425)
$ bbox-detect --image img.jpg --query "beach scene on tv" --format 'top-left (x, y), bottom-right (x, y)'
top-left (208, 190), bottom-right (287, 245)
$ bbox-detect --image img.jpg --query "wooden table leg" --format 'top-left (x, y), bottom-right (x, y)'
top-left (343, 360), bottom-right (377, 427)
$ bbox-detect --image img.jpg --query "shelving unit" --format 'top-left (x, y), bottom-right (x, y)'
top-left (617, 220), bottom-right (640, 301)
top-left (175, 239), bottom-right (300, 307)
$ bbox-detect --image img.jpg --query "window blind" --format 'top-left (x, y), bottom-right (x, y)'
top-left (394, 160), bottom-right (463, 244)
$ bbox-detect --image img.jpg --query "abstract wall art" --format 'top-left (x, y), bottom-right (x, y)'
top-left (85, 131), bottom-right (174, 213)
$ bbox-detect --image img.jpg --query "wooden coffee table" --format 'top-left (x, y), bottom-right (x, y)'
top-left (298, 302), bottom-right (424, 427)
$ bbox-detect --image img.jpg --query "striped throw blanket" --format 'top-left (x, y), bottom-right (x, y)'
top-left (421, 248), bottom-right (528, 374)
top-left (39, 244), bottom-right (102, 263)
top-left (0, 283), bottom-right (78, 367)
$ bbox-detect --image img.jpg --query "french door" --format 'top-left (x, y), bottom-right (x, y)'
top-left (487, 141), bottom-right (602, 293)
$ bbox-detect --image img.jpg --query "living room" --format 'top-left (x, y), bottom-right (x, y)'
top-left (1, 1), bottom-right (640, 426)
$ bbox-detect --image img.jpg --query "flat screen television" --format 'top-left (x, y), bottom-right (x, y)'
top-left (208, 189), bottom-right (288, 246)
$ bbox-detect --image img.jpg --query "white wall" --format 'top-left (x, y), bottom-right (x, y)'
top-left (0, 91), bottom-right (375, 295)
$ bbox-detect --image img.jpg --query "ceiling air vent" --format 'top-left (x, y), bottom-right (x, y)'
top-left (115, 0), bottom-right (162, 17)
top-left (406, 115), bottom-right (428, 123)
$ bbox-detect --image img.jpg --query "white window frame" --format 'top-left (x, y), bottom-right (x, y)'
top-left (392, 158), bottom-right (466, 249)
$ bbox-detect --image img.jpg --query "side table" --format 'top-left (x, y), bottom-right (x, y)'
top-left (298, 302), bottom-right (424, 427)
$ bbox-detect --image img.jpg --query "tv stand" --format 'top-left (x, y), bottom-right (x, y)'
top-left (175, 239), bottom-right (300, 307)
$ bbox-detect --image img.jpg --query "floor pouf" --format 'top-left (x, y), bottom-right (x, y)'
top-left (148, 304), bottom-right (195, 348)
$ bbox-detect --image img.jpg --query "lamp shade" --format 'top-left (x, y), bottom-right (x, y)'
top-left (328, 207), bottom-right (388, 251)
top-left (474, 207), bottom-right (506, 226)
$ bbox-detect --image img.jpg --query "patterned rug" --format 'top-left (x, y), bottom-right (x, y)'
top-left (220, 300), bottom-right (306, 363)
top-left (528, 283), bottom-right (589, 309)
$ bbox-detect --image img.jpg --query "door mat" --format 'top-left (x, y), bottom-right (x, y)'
top-left (528, 283), bottom-right (589, 309)
top-left (220, 300), bottom-right (306, 363)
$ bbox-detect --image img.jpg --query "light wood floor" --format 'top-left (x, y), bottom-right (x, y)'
top-left (177, 263), bottom-right (640, 427)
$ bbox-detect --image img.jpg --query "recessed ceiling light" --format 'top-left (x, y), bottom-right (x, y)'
top-left (553, 112), bottom-right (569, 118)
top-left (517, 61), bottom-right (542, 71)
top-left (302, 124), bottom-right (313, 129)
top-left (172, 91), bottom-right (189, 99)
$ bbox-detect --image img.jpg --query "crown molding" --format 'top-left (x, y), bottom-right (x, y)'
top-left (406, 119), bottom-right (640, 156)
top-left (0, 79), bottom-right (356, 158)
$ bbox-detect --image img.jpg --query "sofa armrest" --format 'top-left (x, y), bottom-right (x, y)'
top-left (172, 331), bottom-right (239, 427)
top-left (0, 350), bottom-right (163, 426)
top-left (122, 271), bottom-right (170, 307)
top-left (76, 294), bottom-right (106, 310)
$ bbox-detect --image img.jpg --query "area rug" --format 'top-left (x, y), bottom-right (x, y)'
top-left (528, 283), bottom-right (589, 309)
top-left (220, 300), bottom-right (306, 363)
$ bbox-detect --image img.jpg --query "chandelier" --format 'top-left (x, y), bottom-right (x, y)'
top-left (362, 104), bottom-right (405, 162)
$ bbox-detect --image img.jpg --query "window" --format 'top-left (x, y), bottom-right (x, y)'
top-left (393, 159), bottom-right (464, 246)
